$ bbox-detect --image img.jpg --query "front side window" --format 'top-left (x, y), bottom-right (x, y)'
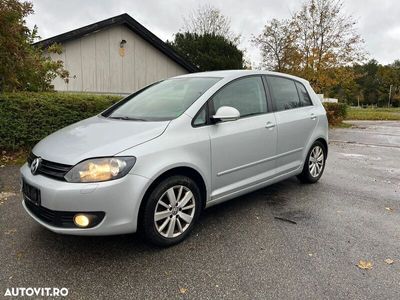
top-left (211, 77), bottom-right (267, 117)
top-left (107, 77), bottom-right (221, 121)
top-left (268, 76), bottom-right (301, 111)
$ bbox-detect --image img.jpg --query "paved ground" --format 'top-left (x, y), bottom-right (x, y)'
top-left (1, 121), bottom-right (399, 299)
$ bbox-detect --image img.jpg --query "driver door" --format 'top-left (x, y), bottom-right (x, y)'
top-left (208, 76), bottom-right (278, 201)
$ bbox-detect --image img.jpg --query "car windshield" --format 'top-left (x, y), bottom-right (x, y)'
top-left (107, 77), bottom-right (221, 121)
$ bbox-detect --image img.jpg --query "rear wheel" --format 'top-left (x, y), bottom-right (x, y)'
top-left (297, 141), bottom-right (326, 183)
top-left (142, 175), bottom-right (202, 247)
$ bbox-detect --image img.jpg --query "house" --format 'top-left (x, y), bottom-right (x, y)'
top-left (35, 14), bottom-right (196, 94)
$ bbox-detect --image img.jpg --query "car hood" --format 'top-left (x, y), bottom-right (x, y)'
top-left (32, 116), bottom-right (169, 165)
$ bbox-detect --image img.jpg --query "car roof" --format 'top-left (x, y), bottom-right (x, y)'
top-left (174, 70), bottom-right (309, 84)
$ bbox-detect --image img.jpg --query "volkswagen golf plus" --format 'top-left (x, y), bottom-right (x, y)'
top-left (21, 70), bottom-right (328, 246)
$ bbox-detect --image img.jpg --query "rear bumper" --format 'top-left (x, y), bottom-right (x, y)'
top-left (20, 163), bottom-right (150, 236)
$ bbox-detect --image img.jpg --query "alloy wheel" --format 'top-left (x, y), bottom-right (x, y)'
top-left (308, 145), bottom-right (324, 177)
top-left (154, 185), bottom-right (196, 238)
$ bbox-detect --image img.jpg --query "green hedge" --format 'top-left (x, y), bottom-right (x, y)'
top-left (0, 92), bottom-right (122, 150)
top-left (0, 92), bottom-right (350, 150)
top-left (323, 102), bottom-right (347, 125)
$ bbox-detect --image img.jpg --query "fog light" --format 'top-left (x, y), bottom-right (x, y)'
top-left (74, 214), bottom-right (90, 228)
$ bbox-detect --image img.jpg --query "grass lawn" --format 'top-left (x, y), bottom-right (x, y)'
top-left (346, 107), bottom-right (400, 121)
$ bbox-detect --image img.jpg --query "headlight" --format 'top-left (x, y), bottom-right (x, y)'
top-left (64, 157), bottom-right (136, 183)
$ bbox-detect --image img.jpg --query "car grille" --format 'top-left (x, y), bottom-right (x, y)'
top-left (27, 152), bottom-right (72, 181)
top-left (24, 199), bottom-right (105, 228)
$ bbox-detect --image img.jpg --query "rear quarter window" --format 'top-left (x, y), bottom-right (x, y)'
top-left (295, 82), bottom-right (313, 107)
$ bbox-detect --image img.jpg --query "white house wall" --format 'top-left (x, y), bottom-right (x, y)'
top-left (50, 25), bottom-right (188, 94)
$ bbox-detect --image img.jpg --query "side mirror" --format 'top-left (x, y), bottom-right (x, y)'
top-left (211, 106), bottom-right (240, 122)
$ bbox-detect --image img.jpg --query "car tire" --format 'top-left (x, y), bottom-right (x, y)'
top-left (141, 175), bottom-right (202, 247)
top-left (297, 141), bottom-right (327, 184)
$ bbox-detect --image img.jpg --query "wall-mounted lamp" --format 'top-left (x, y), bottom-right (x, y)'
top-left (120, 39), bottom-right (127, 48)
top-left (119, 39), bottom-right (127, 57)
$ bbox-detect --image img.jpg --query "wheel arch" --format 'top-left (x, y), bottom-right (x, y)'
top-left (302, 136), bottom-right (329, 167)
top-left (315, 137), bottom-right (328, 158)
top-left (137, 166), bottom-right (208, 230)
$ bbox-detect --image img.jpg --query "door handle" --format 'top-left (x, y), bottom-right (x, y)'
top-left (265, 122), bottom-right (276, 129)
top-left (310, 113), bottom-right (317, 120)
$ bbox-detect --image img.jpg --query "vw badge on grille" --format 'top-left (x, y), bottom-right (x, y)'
top-left (30, 157), bottom-right (42, 175)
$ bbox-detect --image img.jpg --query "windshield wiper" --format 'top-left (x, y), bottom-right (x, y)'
top-left (109, 116), bottom-right (148, 121)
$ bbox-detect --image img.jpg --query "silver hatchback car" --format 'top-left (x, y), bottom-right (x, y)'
top-left (21, 70), bottom-right (328, 246)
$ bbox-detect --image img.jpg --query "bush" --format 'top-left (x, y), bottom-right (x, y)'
top-left (0, 92), bottom-right (122, 150)
top-left (323, 102), bottom-right (347, 125)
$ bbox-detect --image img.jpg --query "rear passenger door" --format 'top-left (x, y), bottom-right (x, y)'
top-left (266, 76), bottom-right (318, 176)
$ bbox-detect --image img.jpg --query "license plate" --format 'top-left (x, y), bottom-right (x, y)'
top-left (22, 180), bottom-right (41, 206)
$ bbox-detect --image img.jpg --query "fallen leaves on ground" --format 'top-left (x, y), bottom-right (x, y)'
top-left (179, 287), bottom-right (188, 294)
top-left (1, 150), bottom-right (28, 165)
top-left (384, 259), bottom-right (394, 265)
top-left (4, 229), bottom-right (17, 235)
top-left (357, 260), bottom-right (373, 270)
top-left (0, 192), bottom-right (17, 204)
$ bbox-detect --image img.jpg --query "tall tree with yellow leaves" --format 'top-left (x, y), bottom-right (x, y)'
top-left (254, 0), bottom-right (365, 94)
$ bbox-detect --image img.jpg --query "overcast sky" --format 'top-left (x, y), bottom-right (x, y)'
top-left (26, 0), bottom-right (400, 66)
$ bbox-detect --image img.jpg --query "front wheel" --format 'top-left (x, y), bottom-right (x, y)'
top-left (297, 141), bottom-right (326, 183)
top-left (141, 175), bottom-right (202, 247)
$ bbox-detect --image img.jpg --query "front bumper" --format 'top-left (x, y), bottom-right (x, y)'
top-left (20, 163), bottom-right (151, 235)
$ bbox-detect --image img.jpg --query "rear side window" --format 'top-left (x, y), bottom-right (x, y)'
top-left (268, 77), bottom-right (301, 111)
top-left (211, 76), bottom-right (267, 118)
top-left (295, 82), bottom-right (313, 106)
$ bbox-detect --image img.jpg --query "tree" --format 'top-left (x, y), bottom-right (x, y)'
top-left (181, 4), bottom-right (240, 44)
top-left (168, 33), bottom-right (244, 71)
top-left (252, 19), bottom-right (298, 72)
top-left (254, 0), bottom-right (365, 94)
top-left (173, 4), bottom-right (244, 71)
top-left (340, 60), bottom-right (400, 107)
top-left (293, 0), bottom-right (365, 91)
top-left (0, 0), bottom-right (68, 92)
